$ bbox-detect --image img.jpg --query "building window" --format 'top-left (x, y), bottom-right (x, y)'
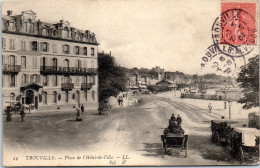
top-left (2, 75), bottom-right (5, 88)
top-left (52, 92), bottom-right (57, 104)
top-left (77, 59), bottom-right (82, 68)
top-left (31, 41), bottom-right (38, 51)
top-left (65, 91), bottom-right (69, 103)
top-left (25, 20), bottom-right (34, 33)
top-left (92, 91), bottom-right (95, 101)
top-left (23, 74), bottom-right (27, 84)
top-left (75, 76), bottom-right (79, 86)
top-left (2, 38), bottom-right (6, 49)
top-left (31, 74), bottom-right (37, 83)
top-left (75, 46), bottom-right (80, 55)
top-left (90, 76), bottom-right (95, 85)
top-left (43, 75), bottom-right (48, 86)
top-left (63, 45), bottom-right (70, 54)
top-left (75, 33), bottom-right (79, 40)
top-left (52, 43), bottom-right (57, 53)
top-left (41, 42), bottom-right (48, 52)
top-left (32, 57), bottom-right (37, 68)
top-left (42, 92), bottom-right (47, 104)
top-left (83, 47), bottom-right (87, 55)
top-left (21, 41), bottom-right (26, 51)
top-left (53, 75), bottom-right (58, 86)
top-left (42, 28), bottom-right (47, 36)
top-left (10, 74), bottom-right (15, 87)
top-left (9, 22), bottom-right (15, 31)
top-left (10, 93), bottom-right (15, 106)
top-left (9, 39), bottom-right (15, 50)
top-left (91, 48), bottom-right (95, 56)
top-left (52, 30), bottom-right (57, 37)
top-left (21, 56), bottom-right (26, 69)
top-left (64, 27), bottom-right (70, 38)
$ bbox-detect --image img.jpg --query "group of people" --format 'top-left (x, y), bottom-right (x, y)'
top-left (5, 105), bottom-right (25, 122)
top-left (164, 113), bottom-right (184, 134)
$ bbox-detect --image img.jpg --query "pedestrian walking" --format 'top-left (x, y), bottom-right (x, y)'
top-left (20, 106), bottom-right (25, 122)
top-left (5, 107), bottom-right (12, 122)
top-left (176, 114), bottom-right (182, 127)
top-left (76, 108), bottom-right (82, 121)
top-left (118, 97), bottom-right (120, 106)
top-left (81, 104), bottom-right (84, 114)
top-left (208, 103), bottom-right (212, 113)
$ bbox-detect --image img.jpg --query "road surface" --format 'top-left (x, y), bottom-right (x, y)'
top-left (3, 94), bottom-right (256, 166)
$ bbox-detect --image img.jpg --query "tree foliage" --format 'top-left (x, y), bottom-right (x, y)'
top-left (237, 55), bottom-right (259, 109)
top-left (98, 53), bottom-right (128, 103)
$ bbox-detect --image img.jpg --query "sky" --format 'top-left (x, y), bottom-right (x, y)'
top-left (2, 0), bottom-right (258, 75)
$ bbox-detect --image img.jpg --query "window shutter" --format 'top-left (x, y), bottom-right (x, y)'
top-left (15, 56), bottom-right (17, 65)
top-left (93, 76), bottom-right (95, 85)
top-left (21, 40), bottom-right (23, 50)
top-left (34, 57), bottom-right (38, 67)
top-left (24, 41), bottom-right (26, 50)
top-left (30, 74), bottom-right (33, 83)
top-left (7, 55), bottom-right (10, 65)
top-left (37, 75), bottom-right (40, 83)
top-left (47, 43), bottom-right (49, 52)
top-left (40, 42), bottom-right (43, 52)
top-left (30, 41), bottom-right (32, 51)
top-left (15, 74), bottom-right (17, 87)
top-left (26, 74), bottom-right (29, 83)
top-left (50, 58), bottom-right (53, 66)
top-left (73, 46), bottom-right (76, 55)
top-left (45, 57), bottom-right (49, 66)
top-left (37, 42), bottom-right (40, 51)
top-left (40, 57), bottom-right (43, 66)
top-left (68, 45), bottom-right (70, 54)
top-left (84, 60), bottom-right (87, 68)
top-left (47, 75), bottom-right (49, 86)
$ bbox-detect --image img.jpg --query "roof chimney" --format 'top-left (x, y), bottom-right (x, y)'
top-left (7, 10), bottom-right (13, 16)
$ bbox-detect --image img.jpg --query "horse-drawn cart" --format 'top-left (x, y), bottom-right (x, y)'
top-left (230, 127), bottom-right (260, 164)
top-left (211, 119), bottom-right (235, 145)
top-left (161, 133), bottom-right (188, 157)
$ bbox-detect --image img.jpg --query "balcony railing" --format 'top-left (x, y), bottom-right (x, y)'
top-left (2, 65), bottom-right (21, 73)
top-left (40, 66), bottom-right (98, 75)
top-left (61, 83), bottom-right (74, 91)
top-left (81, 83), bottom-right (93, 90)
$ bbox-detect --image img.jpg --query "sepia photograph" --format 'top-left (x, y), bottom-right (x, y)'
top-left (1, 0), bottom-right (259, 166)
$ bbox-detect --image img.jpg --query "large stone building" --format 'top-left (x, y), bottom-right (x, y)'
top-left (2, 10), bottom-right (99, 112)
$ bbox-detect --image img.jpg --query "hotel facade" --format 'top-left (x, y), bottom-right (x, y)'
top-left (2, 10), bottom-right (99, 112)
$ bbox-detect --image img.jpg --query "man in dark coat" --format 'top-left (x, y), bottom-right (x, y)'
top-left (20, 106), bottom-right (25, 122)
top-left (81, 104), bottom-right (84, 114)
top-left (171, 114), bottom-right (176, 122)
top-left (176, 114), bottom-right (182, 127)
top-left (168, 120), bottom-right (177, 133)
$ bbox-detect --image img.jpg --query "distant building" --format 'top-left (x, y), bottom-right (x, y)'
top-left (2, 10), bottom-right (99, 112)
top-left (156, 80), bottom-right (178, 89)
top-left (216, 88), bottom-right (242, 101)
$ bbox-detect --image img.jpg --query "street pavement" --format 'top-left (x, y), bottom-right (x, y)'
top-left (3, 93), bottom-right (257, 166)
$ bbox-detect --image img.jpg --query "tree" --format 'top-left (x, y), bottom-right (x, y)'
top-left (237, 55), bottom-right (259, 109)
top-left (98, 53), bottom-right (128, 103)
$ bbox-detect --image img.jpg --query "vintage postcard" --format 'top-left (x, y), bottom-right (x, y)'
top-left (1, 0), bottom-right (259, 166)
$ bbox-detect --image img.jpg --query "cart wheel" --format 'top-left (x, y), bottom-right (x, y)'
top-left (239, 147), bottom-right (244, 164)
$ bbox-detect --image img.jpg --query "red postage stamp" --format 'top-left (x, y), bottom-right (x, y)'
top-left (220, 2), bottom-right (257, 45)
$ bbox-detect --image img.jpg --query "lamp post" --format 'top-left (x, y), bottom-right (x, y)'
top-left (224, 80), bottom-right (227, 109)
top-left (228, 98), bottom-right (232, 119)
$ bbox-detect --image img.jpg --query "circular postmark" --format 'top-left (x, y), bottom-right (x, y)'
top-left (201, 44), bottom-right (246, 76)
top-left (212, 10), bottom-right (256, 58)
